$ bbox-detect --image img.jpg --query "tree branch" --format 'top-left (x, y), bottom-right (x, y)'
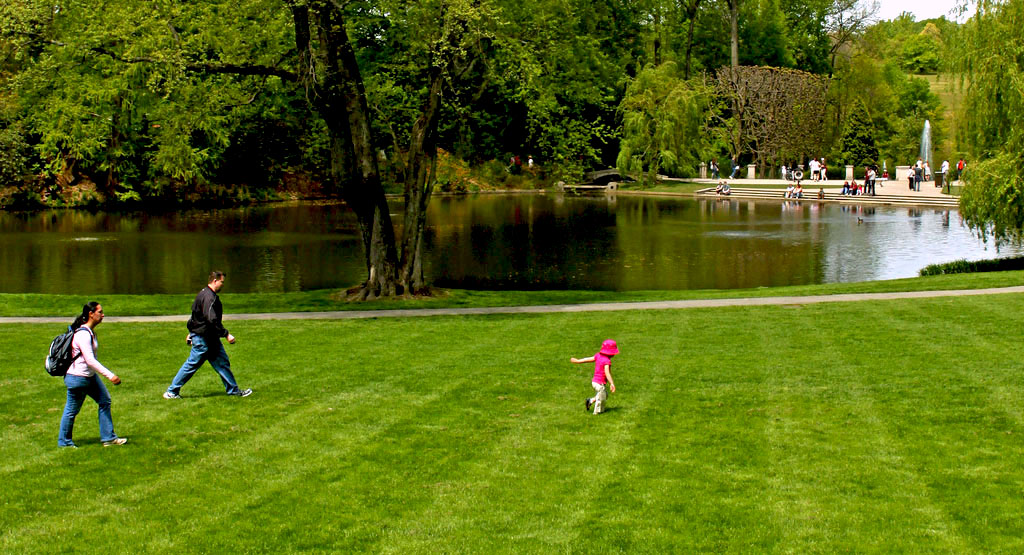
top-left (18, 32), bottom-right (298, 81)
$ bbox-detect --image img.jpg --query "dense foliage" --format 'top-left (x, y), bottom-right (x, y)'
top-left (616, 62), bottom-right (708, 184)
top-left (0, 0), bottom-right (984, 294)
top-left (0, 0), bottom-right (958, 205)
top-left (954, 0), bottom-right (1024, 245)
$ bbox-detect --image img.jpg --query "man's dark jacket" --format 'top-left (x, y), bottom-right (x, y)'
top-left (187, 286), bottom-right (229, 339)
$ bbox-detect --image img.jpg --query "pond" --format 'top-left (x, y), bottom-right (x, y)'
top-left (0, 194), bottom-right (1016, 294)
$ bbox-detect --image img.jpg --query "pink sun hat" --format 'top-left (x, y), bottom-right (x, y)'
top-left (599, 339), bottom-right (619, 356)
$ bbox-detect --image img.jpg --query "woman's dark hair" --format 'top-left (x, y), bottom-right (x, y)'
top-left (71, 302), bottom-right (101, 330)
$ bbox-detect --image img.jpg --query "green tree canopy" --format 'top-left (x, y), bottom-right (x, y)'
top-left (616, 62), bottom-right (709, 184)
top-left (953, 0), bottom-right (1024, 245)
top-left (838, 99), bottom-right (878, 167)
top-left (900, 33), bottom-right (940, 73)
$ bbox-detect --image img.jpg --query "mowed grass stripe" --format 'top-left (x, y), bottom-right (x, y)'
top-left (185, 316), bottom-right (579, 552)
top-left (5, 295), bottom-right (1024, 551)
top-left (604, 309), bottom-right (781, 552)
top-left (758, 301), bottom-right (964, 551)
top-left (379, 309), bottom-right (783, 552)
top-left (875, 298), bottom-right (1024, 551)
top-left (220, 318), bottom-right (556, 551)
top-left (3, 319), bottom-right (506, 550)
top-left (372, 314), bottom-right (644, 552)
top-left (2, 323), bottom-right (484, 551)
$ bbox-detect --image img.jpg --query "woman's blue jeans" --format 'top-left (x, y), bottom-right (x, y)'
top-left (59, 374), bottom-right (116, 446)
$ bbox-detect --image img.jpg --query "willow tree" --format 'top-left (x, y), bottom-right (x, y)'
top-left (617, 62), bottom-right (709, 184)
top-left (952, 0), bottom-right (1024, 245)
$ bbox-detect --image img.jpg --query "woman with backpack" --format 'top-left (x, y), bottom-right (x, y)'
top-left (58, 302), bottom-right (127, 448)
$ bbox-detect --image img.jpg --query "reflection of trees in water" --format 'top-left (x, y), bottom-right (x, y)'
top-left (1, 199), bottom-right (1017, 294)
top-left (252, 248), bottom-right (287, 293)
top-left (613, 197), bottom-right (823, 290)
top-left (427, 195), bottom-right (619, 290)
top-left (0, 205), bottom-right (364, 294)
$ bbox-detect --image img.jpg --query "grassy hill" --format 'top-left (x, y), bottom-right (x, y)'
top-left (922, 73), bottom-right (964, 159)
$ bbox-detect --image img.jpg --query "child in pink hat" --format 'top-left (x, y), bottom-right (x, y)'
top-left (570, 339), bottom-right (618, 415)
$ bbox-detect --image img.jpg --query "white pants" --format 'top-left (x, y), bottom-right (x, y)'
top-left (591, 382), bottom-right (607, 414)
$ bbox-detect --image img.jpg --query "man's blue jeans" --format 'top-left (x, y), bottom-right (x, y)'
top-left (59, 374), bottom-right (116, 446)
top-left (167, 334), bottom-right (241, 395)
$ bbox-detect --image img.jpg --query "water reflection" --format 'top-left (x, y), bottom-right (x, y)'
top-left (0, 196), bottom-right (1016, 294)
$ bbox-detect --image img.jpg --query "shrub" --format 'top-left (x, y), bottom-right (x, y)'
top-left (920, 256), bottom-right (1024, 276)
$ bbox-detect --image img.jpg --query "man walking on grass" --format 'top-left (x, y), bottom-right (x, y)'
top-left (164, 271), bottom-right (252, 399)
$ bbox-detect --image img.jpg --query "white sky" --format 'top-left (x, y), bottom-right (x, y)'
top-left (875, 0), bottom-right (967, 22)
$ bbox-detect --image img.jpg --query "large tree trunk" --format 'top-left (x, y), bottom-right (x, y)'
top-left (683, 0), bottom-right (701, 80)
top-left (398, 71), bottom-right (444, 294)
top-left (729, 0), bottom-right (739, 69)
top-left (301, 1), bottom-right (400, 299)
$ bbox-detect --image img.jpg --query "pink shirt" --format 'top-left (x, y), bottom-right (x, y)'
top-left (592, 352), bottom-right (612, 384)
top-left (67, 327), bottom-right (116, 381)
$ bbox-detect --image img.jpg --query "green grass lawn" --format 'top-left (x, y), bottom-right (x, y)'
top-left (4, 291), bottom-right (1024, 551)
top-left (3, 270), bottom-right (1023, 317)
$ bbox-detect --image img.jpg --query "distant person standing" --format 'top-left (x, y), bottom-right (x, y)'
top-left (164, 271), bottom-right (252, 399)
top-left (940, 159), bottom-right (950, 188)
top-left (729, 156), bottom-right (739, 179)
top-left (865, 166), bottom-right (876, 196)
top-left (58, 302), bottom-right (128, 447)
top-left (809, 158), bottom-right (820, 181)
top-left (957, 158), bottom-right (966, 182)
top-left (527, 155), bottom-right (534, 168)
top-left (710, 159), bottom-right (720, 179)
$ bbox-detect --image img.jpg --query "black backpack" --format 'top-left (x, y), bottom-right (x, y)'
top-left (45, 326), bottom-right (88, 377)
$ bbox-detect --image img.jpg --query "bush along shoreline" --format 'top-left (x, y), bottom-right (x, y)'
top-left (919, 256), bottom-right (1024, 276)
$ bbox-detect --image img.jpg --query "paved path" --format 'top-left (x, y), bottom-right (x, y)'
top-left (6, 286), bottom-right (1023, 324)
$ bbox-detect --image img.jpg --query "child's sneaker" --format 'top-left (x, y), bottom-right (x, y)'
top-left (585, 398), bottom-right (593, 412)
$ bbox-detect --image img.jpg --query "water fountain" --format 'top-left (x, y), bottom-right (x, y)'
top-left (919, 119), bottom-right (932, 166)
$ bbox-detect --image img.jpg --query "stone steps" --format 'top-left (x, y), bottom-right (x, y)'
top-left (696, 187), bottom-right (959, 208)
